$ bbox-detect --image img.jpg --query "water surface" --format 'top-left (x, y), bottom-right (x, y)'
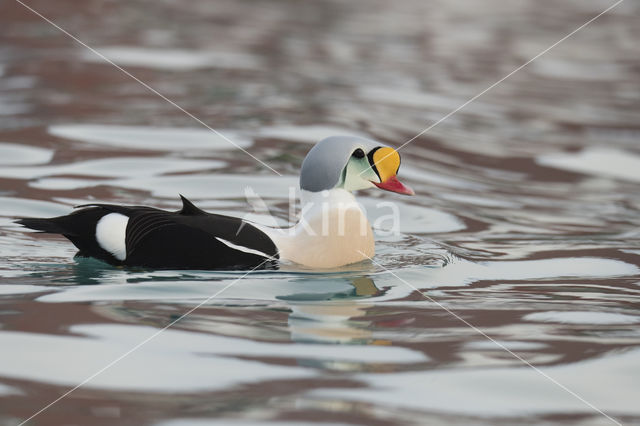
top-left (1, 0), bottom-right (639, 425)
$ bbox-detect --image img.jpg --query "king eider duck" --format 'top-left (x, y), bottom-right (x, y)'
top-left (17, 136), bottom-right (413, 270)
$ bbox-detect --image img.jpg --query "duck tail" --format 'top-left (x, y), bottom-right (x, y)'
top-left (15, 217), bottom-right (67, 234)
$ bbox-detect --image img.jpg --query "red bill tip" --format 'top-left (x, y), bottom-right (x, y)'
top-left (372, 175), bottom-right (414, 196)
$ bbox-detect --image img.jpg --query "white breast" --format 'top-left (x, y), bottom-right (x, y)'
top-left (95, 213), bottom-right (129, 260)
top-left (259, 189), bottom-right (375, 268)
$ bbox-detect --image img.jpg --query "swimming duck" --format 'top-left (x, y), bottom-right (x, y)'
top-left (17, 136), bottom-right (413, 270)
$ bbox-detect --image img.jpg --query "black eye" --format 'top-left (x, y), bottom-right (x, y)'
top-left (352, 148), bottom-right (365, 159)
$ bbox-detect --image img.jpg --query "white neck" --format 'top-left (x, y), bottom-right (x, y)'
top-left (259, 188), bottom-right (374, 268)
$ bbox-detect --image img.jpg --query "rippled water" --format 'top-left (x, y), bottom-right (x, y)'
top-left (1, 0), bottom-right (640, 425)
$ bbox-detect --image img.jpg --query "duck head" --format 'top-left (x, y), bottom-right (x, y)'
top-left (300, 136), bottom-right (414, 195)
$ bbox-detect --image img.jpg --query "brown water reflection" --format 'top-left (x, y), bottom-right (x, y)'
top-left (1, 0), bottom-right (640, 425)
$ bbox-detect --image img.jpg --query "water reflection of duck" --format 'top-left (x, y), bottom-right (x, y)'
top-left (17, 136), bottom-right (413, 270)
top-left (287, 277), bottom-right (392, 359)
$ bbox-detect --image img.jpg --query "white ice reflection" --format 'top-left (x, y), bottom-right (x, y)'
top-left (358, 86), bottom-right (504, 119)
top-left (376, 257), bottom-right (640, 291)
top-left (0, 197), bottom-right (69, 218)
top-left (158, 420), bottom-right (345, 426)
top-left (33, 256), bottom-right (639, 308)
top-left (465, 340), bottom-right (547, 351)
top-left (0, 157), bottom-right (223, 180)
top-left (309, 347), bottom-right (640, 417)
top-left (360, 197), bottom-right (465, 234)
top-left (80, 47), bottom-right (263, 71)
top-left (257, 125), bottom-right (371, 144)
top-left (523, 311), bottom-right (640, 325)
top-left (538, 148), bottom-right (640, 183)
top-left (0, 285), bottom-right (52, 295)
top-left (0, 323), bottom-right (424, 392)
top-left (0, 383), bottom-right (22, 396)
top-left (101, 174), bottom-right (298, 199)
top-left (369, 257), bottom-right (640, 302)
top-left (0, 142), bottom-right (54, 166)
top-left (30, 173), bottom-right (298, 196)
top-left (531, 59), bottom-right (624, 81)
top-left (36, 277), bottom-right (361, 303)
top-left (49, 125), bottom-right (252, 151)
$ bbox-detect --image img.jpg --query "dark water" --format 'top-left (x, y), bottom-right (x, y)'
top-left (1, 0), bottom-right (640, 425)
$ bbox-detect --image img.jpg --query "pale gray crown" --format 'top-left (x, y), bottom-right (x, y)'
top-left (300, 135), bottom-right (387, 192)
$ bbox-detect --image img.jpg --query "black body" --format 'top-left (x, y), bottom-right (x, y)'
top-left (16, 196), bottom-right (279, 270)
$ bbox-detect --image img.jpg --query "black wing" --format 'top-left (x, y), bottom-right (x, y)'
top-left (18, 195), bottom-right (279, 270)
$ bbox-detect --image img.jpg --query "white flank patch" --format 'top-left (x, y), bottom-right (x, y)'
top-left (215, 237), bottom-right (272, 260)
top-left (95, 213), bottom-right (129, 261)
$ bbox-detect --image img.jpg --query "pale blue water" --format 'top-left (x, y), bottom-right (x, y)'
top-left (1, 1), bottom-right (640, 425)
